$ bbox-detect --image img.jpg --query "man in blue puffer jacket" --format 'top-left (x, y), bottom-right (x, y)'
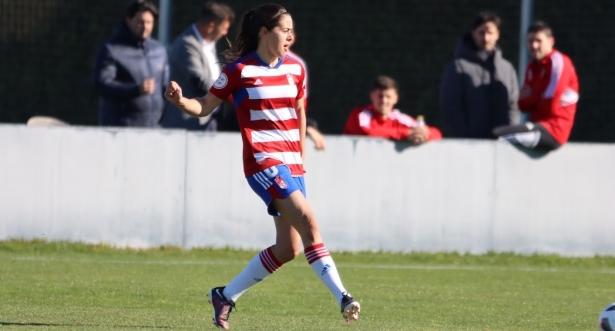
top-left (93, 0), bottom-right (169, 127)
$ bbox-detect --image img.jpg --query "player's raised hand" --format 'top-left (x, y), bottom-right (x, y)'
top-left (165, 81), bottom-right (183, 104)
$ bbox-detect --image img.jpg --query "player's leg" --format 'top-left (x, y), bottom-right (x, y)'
top-left (222, 216), bottom-right (301, 303)
top-left (494, 122), bottom-right (560, 151)
top-left (207, 166), bottom-right (303, 329)
top-left (208, 225), bottom-right (297, 330)
top-left (494, 123), bottom-right (536, 147)
top-left (533, 123), bottom-right (561, 151)
top-left (271, 190), bottom-right (361, 323)
top-left (271, 215), bottom-right (303, 263)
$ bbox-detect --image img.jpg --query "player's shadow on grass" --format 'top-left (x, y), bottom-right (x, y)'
top-left (0, 321), bottom-right (172, 329)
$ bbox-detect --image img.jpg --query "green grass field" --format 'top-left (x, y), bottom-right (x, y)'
top-left (1, 240), bottom-right (614, 330)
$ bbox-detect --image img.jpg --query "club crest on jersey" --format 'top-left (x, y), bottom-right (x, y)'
top-left (286, 73), bottom-right (294, 85)
top-left (274, 176), bottom-right (287, 189)
top-left (213, 73), bottom-right (228, 89)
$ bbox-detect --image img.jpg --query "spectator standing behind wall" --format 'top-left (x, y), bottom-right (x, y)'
top-left (343, 75), bottom-right (442, 144)
top-left (93, 0), bottom-right (169, 127)
top-left (439, 11), bottom-right (519, 138)
top-left (161, 1), bottom-right (235, 131)
top-left (493, 21), bottom-right (579, 151)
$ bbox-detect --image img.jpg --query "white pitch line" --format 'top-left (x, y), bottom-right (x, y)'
top-left (4, 256), bottom-right (615, 275)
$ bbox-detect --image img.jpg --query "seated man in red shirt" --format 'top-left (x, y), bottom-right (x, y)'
top-left (493, 21), bottom-right (579, 151)
top-left (343, 75), bottom-right (441, 144)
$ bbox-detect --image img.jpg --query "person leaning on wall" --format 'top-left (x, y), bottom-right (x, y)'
top-left (343, 75), bottom-right (442, 145)
top-left (493, 21), bottom-right (579, 151)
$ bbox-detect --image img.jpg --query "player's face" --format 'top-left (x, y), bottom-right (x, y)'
top-left (126, 10), bottom-right (155, 40)
top-left (472, 21), bottom-right (500, 51)
top-left (370, 88), bottom-right (399, 116)
top-left (264, 14), bottom-right (294, 58)
top-left (527, 31), bottom-right (554, 60)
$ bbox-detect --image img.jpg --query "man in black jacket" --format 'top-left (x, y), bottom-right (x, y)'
top-left (93, 0), bottom-right (169, 127)
top-left (439, 11), bottom-right (519, 139)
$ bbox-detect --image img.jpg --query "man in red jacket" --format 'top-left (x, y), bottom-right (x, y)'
top-left (493, 21), bottom-right (579, 151)
top-left (343, 75), bottom-right (441, 144)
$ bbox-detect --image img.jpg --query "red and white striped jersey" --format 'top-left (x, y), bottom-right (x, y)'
top-left (209, 52), bottom-right (306, 177)
top-left (518, 50), bottom-right (579, 145)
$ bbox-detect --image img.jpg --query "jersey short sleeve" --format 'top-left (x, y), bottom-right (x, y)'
top-left (208, 64), bottom-right (241, 100)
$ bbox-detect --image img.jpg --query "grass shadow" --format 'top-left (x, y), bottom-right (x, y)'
top-left (0, 321), bottom-right (172, 329)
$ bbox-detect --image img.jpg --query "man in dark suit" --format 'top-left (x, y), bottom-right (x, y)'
top-left (162, 2), bottom-right (235, 131)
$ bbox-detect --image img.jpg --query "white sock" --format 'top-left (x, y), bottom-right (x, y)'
top-left (304, 243), bottom-right (347, 305)
top-left (223, 246), bottom-right (282, 302)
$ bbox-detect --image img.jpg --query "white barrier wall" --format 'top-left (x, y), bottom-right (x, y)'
top-left (0, 126), bottom-right (187, 247)
top-left (0, 124), bottom-right (614, 255)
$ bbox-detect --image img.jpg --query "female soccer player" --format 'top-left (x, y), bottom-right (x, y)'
top-left (164, 4), bottom-right (360, 329)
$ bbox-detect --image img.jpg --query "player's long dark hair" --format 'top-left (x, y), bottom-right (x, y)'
top-left (222, 3), bottom-right (289, 64)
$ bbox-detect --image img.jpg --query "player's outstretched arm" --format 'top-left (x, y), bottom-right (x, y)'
top-left (165, 81), bottom-right (223, 118)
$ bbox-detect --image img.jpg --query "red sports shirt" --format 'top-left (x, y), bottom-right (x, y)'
top-left (518, 50), bottom-right (579, 145)
top-left (209, 52), bottom-right (306, 177)
top-left (343, 105), bottom-right (442, 141)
